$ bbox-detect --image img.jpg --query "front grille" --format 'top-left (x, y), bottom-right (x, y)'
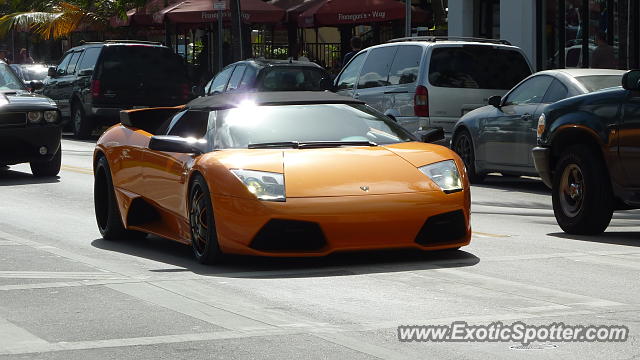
top-left (0, 113), bottom-right (26, 128)
top-left (415, 210), bottom-right (467, 245)
top-left (251, 219), bottom-right (326, 252)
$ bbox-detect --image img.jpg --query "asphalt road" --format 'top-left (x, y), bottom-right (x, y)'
top-left (0, 138), bottom-right (639, 360)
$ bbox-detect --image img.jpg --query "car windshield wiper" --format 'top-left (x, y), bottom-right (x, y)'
top-left (248, 140), bottom-right (377, 149)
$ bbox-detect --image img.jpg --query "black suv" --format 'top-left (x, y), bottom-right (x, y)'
top-left (200, 59), bottom-right (333, 96)
top-left (43, 40), bottom-right (191, 139)
top-left (532, 70), bottom-right (640, 235)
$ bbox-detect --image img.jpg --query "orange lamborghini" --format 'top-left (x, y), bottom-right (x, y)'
top-left (93, 92), bottom-right (471, 264)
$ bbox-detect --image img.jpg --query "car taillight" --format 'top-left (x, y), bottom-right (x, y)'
top-left (91, 80), bottom-right (101, 98)
top-left (414, 85), bottom-right (429, 117)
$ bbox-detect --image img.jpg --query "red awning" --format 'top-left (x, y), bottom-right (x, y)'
top-left (110, 0), bottom-right (178, 27)
top-left (154, 0), bottom-right (285, 24)
top-left (298, 0), bottom-right (426, 28)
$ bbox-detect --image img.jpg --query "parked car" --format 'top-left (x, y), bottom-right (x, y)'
top-left (532, 70), bottom-right (640, 235)
top-left (333, 36), bottom-right (533, 136)
top-left (0, 61), bottom-right (63, 177)
top-left (451, 69), bottom-right (626, 182)
top-left (9, 63), bottom-right (51, 92)
top-left (200, 59), bottom-right (333, 96)
top-left (42, 40), bottom-right (191, 139)
top-left (93, 91), bottom-right (468, 264)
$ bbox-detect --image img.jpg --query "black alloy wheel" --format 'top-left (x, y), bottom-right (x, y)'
top-left (453, 130), bottom-right (484, 183)
top-left (551, 145), bottom-right (613, 235)
top-left (72, 105), bottom-right (92, 140)
top-left (189, 175), bottom-right (222, 264)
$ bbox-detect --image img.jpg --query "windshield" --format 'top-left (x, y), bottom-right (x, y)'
top-left (0, 64), bottom-right (27, 91)
top-left (575, 75), bottom-right (623, 92)
top-left (19, 65), bottom-right (49, 81)
top-left (213, 103), bottom-right (415, 149)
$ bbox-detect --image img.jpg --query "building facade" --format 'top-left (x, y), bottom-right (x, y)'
top-left (448, 0), bottom-right (639, 71)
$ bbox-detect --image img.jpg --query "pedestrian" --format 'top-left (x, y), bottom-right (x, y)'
top-left (17, 48), bottom-right (34, 64)
top-left (342, 36), bottom-right (362, 68)
top-left (590, 31), bottom-right (617, 69)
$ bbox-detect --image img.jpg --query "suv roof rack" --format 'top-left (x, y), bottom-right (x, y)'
top-left (387, 36), bottom-right (511, 46)
top-left (103, 40), bottom-right (163, 45)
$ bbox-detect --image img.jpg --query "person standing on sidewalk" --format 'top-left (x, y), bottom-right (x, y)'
top-left (342, 36), bottom-right (362, 68)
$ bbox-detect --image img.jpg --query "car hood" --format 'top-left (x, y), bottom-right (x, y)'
top-left (0, 90), bottom-right (57, 111)
top-left (208, 142), bottom-right (456, 198)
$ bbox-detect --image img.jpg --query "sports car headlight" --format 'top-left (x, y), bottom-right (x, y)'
top-left (27, 111), bottom-right (43, 124)
top-left (419, 160), bottom-right (463, 193)
top-left (230, 169), bottom-right (286, 202)
top-left (43, 110), bottom-right (59, 123)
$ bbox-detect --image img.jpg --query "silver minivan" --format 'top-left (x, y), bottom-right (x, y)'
top-left (334, 37), bottom-right (533, 137)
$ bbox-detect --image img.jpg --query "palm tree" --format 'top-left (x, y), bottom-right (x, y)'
top-left (0, 0), bottom-right (145, 40)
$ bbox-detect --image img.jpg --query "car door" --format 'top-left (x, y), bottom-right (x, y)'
top-left (354, 46), bottom-right (397, 112)
top-left (479, 75), bottom-right (553, 168)
top-left (43, 52), bottom-right (74, 117)
top-left (142, 110), bottom-right (210, 219)
top-left (619, 91), bottom-right (640, 187)
top-left (384, 45), bottom-right (424, 133)
top-left (334, 51), bottom-right (366, 98)
top-left (56, 51), bottom-right (82, 114)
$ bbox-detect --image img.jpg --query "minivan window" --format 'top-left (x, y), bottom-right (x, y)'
top-left (258, 67), bottom-right (331, 91)
top-left (239, 66), bottom-right (257, 90)
top-left (209, 66), bottom-right (234, 94)
top-left (357, 46), bottom-right (397, 89)
top-left (336, 52), bottom-right (365, 90)
top-left (388, 45), bottom-right (422, 85)
top-left (77, 47), bottom-right (101, 71)
top-left (428, 46), bottom-right (531, 90)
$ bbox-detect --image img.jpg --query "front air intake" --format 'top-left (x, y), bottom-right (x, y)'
top-left (251, 219), bottom-right (326, 252)
top-left (415, 210), bottom-right (467, 245)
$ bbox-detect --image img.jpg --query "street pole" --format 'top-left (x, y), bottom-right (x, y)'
top-left (405, 0), bottom-right (412, 37)
top-left (217, 10), bottom-right (223, 71)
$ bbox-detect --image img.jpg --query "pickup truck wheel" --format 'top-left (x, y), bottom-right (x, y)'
top-left (72, 105), bottom-right (92, 140)
top-left (453, 130), bottom-right (484, 183)
top-left (552, 145), bottom-right (613, 234)
top-left (30, 147), bottom-right (61, 177)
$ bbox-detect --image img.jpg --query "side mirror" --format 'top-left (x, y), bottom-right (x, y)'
top-left (149, 135), bottom-right (207, 154)
top-left (78, 68), bottom-right (93, 77)
top-left (29, 80), bottom-right (44, 91)
top-left (47, 67), bottom-right (57, 77)
top-left (622, 70), bottom-right (640, 91)
top-left (416, 127), bottom-right (445, 143)
top-left (488, 95), bottom-right (502, 108)
top-left (192, 85), bottom-right (205, 97)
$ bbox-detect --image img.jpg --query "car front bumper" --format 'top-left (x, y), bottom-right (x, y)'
top-left (532, 147), bottom-right (552, 188)
top-left (212, 190), bottom-right (471, 257)
top-left (0, 125), bottom-right (61, 165)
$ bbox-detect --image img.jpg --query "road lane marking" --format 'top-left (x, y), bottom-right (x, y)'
top-left (0, 271), bottom-right (127, 280)
top-left (106, 282), bottom-right (275, 331)
top-left (60, 165), bottom-right (93, 175)
top-left (0, 316), bottom-right (49, 351)
top-left (473, 231), bottom-right (510, 238)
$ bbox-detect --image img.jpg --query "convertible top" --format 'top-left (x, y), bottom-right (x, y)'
top-left (186, 91), bottom-right (365, 111)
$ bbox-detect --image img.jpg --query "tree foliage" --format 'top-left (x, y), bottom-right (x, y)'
top-left (0, 0), bottom-right (148, 39)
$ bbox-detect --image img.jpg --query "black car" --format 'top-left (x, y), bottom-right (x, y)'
top-left (0, 61), bottom-right (62, 177)
top-left (42, 40), bottom-right (191, 139)
top-left (532, 69), bottom-right (640, 235)
top-left (201, 59), bottom-right (333, 96)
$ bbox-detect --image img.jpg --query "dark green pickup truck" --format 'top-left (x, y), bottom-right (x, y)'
top-left (533, 70), bottom-right (640, 235)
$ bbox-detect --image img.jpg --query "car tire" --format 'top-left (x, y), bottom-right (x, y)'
top-left (453, 130), bottom-right (484, 184)
top-left (72, 104), bottom-right (92, 140)
top-left (189, 174), bottom-right (222, 264)
top-left (94, 156), bottom-right (146, 240)
top-left (30, 147), bottom-right (61, 177)
top-left (552, 145), bottom-right (613, 235)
